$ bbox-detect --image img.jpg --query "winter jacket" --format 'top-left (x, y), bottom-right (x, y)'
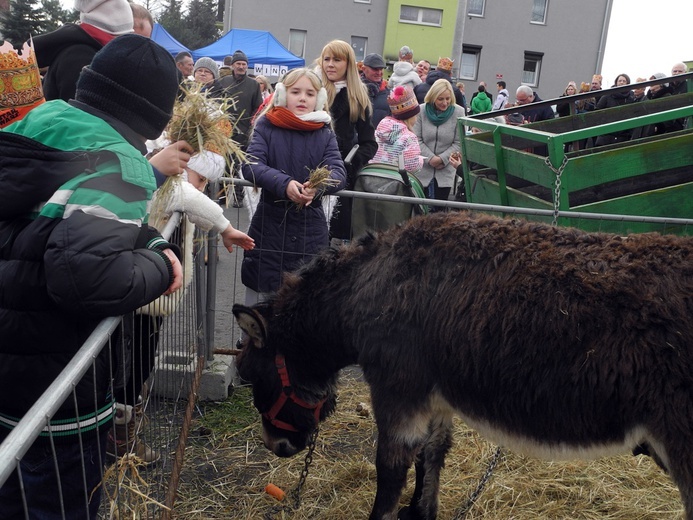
top-left (328, 87), bottom-right (378, 240)
top-left (492, 89), bottom-right (510, 111)
top-left (388, 62), bottom-right (422, 90)
top-left (210, 74), bottom-right (263, 148)
top-left (370, 117), bottom-right (422, 174)
top-left (414, 70), bottom-right (466, 109)
top-left (33, 23), bottom-right (105, 102)
top-left (361, 76), bottom-right (391, 128)
top-left (241, 116), bottom-right (346, 292)
top-left (413, 103), bottom-right (466, 188)
top-left (0, 100), bottom-right (175, 440)
top-left (519, 92), bottom-right (555, 123)
top-left (470, 91), bottom-right (492, 114)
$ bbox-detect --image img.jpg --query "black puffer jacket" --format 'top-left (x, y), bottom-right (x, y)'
top-left (0, 101), bottom-right (175, 440)
top-left (33, 24), bottom-right (103, 102)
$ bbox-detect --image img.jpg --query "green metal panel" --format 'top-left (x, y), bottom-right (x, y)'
top-left (459, 95), bottom-right (693, 234)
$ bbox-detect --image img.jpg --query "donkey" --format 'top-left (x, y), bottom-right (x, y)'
top-left (233, 211), bottom-right (693, 520)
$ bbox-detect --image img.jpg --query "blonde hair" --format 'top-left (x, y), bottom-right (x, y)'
top-left (319, 40), bottom-right (371, 123)
top-left (424, 78), bottom-right (455, 105)
top-left (255, 74), bottom-right (273, 94)
top-left (257, 68), bottom-right (330, 119)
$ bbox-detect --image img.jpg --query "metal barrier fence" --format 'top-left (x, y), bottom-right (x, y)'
top-left (1, 180), bottom-right (691, 519)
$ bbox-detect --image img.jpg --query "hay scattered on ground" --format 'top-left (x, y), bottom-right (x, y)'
top-left (174, 370), bottom-right (683, 519)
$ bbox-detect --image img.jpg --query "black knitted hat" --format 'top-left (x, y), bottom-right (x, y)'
top-left (231, 49), bottom-right (248, 64)
top-left (75, 34), bottom-right (178, 139)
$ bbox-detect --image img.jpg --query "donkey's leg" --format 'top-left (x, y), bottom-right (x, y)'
top-left (402, 412), bottom-right (454, 520)
top-left (369, 427), bottom-right (420, 520)
top-left (659, 438), bottom-right (693, 520)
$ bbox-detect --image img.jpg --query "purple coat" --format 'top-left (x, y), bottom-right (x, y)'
top-left (241, 116), bottom-right (346, 293)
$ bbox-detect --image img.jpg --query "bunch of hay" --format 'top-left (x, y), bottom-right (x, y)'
top-left (289, 165), bottom-right (342, 210)
top-left (99, 455), bottom-right (170, 519)
top-left (166, 82), bottom-right (242, 163)
top-left (174, 370), bottom-right (683, 519)
top-left (164, 83), bottom-right (246, 208)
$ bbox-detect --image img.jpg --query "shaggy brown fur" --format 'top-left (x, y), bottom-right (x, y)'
top-left (234, 211), bottom-right (693, 520)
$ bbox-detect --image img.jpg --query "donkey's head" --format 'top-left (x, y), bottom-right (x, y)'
top-left (232, 303), bottom-right (337, 457)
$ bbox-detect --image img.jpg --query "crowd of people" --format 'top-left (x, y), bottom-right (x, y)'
top-left (0, 0), bottom-right (690, 516)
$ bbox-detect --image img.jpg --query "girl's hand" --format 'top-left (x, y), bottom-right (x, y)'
top-left (220, 225), bottom-right (255, 252)
top-left (286, 180), bottom-right (316, 207)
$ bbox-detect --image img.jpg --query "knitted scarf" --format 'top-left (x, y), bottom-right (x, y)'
top-left (425, 103), bottom-right (455, 126)
top-left (265, 106), bottom-right (327, 131)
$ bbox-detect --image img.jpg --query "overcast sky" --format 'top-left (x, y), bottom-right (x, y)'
top-left (600, 0), bottom-right (693, 85)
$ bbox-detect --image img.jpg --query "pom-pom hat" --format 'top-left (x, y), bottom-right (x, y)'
top-left (387, 85), bottom-right (420, 120)
top-left (75, 34), bottom-right (179, 139)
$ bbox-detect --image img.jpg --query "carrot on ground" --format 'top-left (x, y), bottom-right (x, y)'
top-left (265, 483), bottom-right (286, 501)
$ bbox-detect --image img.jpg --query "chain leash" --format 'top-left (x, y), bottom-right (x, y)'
top-left (452, 446), bottom-right (503, 520)
top-left (544, 155), bottom-right (569, 227)
top-left (264, 427), bottom-right (320, 520)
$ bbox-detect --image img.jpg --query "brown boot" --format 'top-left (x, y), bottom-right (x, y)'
top-left (106, 403), bottom-right (160, 465)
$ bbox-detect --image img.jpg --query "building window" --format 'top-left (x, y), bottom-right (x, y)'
top-left (467, 0), bottom-right (485, 17)
top-left (531, 0), bottom-right (548, 24)
top-left (400, 5), bottom-right (443, 26)
top-left (288, 29), bottom-right (306, 58)
top-left (460, 46), bottom-right (481, 80)
top-left (522, 52), bottom-right (543, 86)
top-left (351, 36), bottom-right (367, 62)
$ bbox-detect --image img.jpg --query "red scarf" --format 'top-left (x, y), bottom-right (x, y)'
top-left (79, 24), bottom-right (119, 47)
top-left (265, 106), bottom-right (324, 131)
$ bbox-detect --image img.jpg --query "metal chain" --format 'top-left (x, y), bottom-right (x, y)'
top-left (452, 446), bottom-right (503, 520)
top-left (264, 427), bottom-right (320, 520)
top-left (544, 155), bottom-right (569, 227)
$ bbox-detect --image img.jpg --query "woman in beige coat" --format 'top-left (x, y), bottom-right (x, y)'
top-left (413, 78), bottom-right (466, 210)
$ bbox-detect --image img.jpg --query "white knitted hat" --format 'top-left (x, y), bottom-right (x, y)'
top-left (187, 151), bottom-right (226, 182)
top-left (76, 0), bottom-right (134, 36)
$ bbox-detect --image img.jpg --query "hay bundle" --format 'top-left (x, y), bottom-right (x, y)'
top-left (166, 82), bottom-right (243, 163)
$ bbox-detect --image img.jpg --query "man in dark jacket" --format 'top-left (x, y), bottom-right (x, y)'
top-left (34, 0), bottom-right (134, 102)
top-left (0, 34), bottom-right (182, 519)
top-left (210, 49), bottom-right (262, 207)
top-left (360, 53), bottom-right (390, 127)
top-left (414, 56), bottom-right (465, 107)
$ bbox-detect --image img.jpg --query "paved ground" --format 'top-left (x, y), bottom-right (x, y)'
top-left (210, 203), bottom-right (250, 351)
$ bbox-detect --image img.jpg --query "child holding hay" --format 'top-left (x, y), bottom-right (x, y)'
top-left (241, 67), bottom-right (346, 305)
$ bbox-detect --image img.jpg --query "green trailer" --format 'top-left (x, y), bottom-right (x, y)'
top-left (458, 80), bottom-right (693, 235)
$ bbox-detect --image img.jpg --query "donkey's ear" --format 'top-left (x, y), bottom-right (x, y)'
top-left (232, 303), bottom-right (268, 348)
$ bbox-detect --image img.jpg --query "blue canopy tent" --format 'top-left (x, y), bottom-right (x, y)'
top-left (191, 29), bottom-right (304, 76)
top-left (151, 23), bottom-right (192, 57)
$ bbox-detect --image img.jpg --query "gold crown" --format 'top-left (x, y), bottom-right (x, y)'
top-left (437, 57), bottom-right (454, 72)
top-left (0, 39), bottom-right (45, 127)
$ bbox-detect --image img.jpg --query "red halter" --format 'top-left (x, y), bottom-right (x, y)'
top-left (262, 354), bottom-right (327, 433)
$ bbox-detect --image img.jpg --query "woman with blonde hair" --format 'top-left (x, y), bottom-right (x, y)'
top-left (556, 80), bottom-right (578, 117)
top-left (318, 39), bottom-right (377, 244)
top-left (255, 74), bottom-right (273, 101)
top-left (413, 78), bottom-right (466, 210)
